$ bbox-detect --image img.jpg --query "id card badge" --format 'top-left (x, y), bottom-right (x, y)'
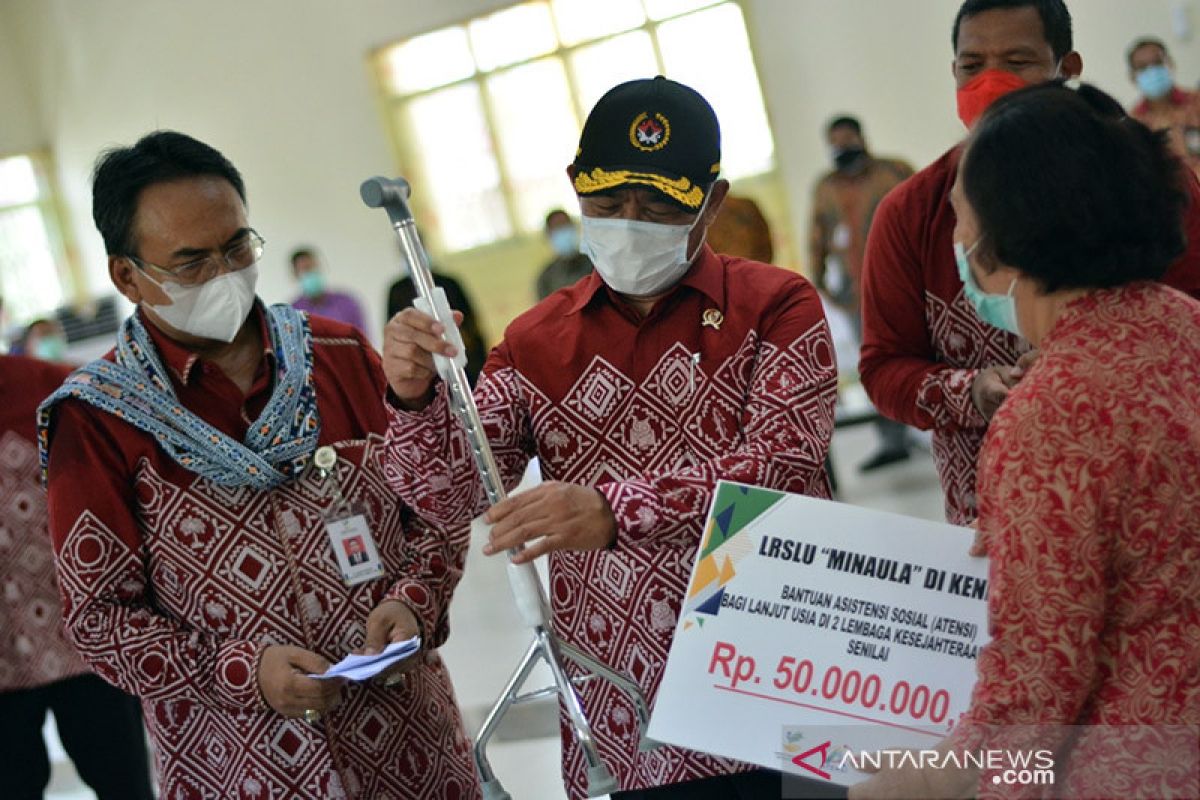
top-left (313, 446), bottom-right (384, 586)
top-left (326, 504), bottom-right (385, 586)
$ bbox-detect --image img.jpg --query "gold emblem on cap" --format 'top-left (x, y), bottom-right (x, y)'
top-left (629, 112), bottom-right (670, 152)
top-left (702, 309), bottom-right (724, 330)
top-left (573, 167), bottom-right (704, 208)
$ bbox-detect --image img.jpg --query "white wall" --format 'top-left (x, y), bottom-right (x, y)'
top-left (5, 0), bottom-right (515, 340)
top-left (0, 2), bottom-right (42, 156)
top-left (7, 0), bottom-right (1199, 339)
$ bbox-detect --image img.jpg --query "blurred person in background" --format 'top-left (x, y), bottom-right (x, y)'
top-left (289, 247), bottom-right (368, 335)
top-left (536, 208), bottom-right (593, 300)
top-left (809, 115), bottom-right (915, 472)
top-left (1127, 36), bottom-right (1200, 178)
top-left (704, 193), bottom-right (774, 264)
top-left (0, 299), bottom-right (154, 800)
top-left (10, 318), bottom-right (69, 362)
top-left (386, 243), bottom-right (487, 385)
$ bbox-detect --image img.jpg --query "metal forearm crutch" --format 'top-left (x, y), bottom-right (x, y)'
top-left (361, 177), bottom-right (658, 799)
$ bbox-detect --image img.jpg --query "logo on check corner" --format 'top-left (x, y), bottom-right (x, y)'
top-left (780, 731), bottom-right (852, 783)
top-left (790, 739), bottom-right (832, 781)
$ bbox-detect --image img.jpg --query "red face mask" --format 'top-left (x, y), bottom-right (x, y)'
top-left (956, 69), bottom-right (1030, 128)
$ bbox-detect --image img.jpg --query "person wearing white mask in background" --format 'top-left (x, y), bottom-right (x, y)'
top-left (39, 131), bottom-right (480, 799)
top-left (535, 208), bottom-right (594, 301)
top-left (381, 76), bottom-right (840, 800)
top-left (1127, 36), bottom-right (1200, 179)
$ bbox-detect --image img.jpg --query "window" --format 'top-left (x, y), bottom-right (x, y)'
top-left (0, 154), bottom-right (72, 324)
top-left (373, 0), bottom-right (774, 253)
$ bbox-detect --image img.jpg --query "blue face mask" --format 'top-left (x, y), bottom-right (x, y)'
top-left (1136, 64), bottom-right (1174, 100)
top-left (548, 226), bottom-right (580, 257)
top-left (33, 335), bottom-right (67, 361)
top-left (955, 241), bottom-right (1021, 336)
top-left (298, 270), bottom-right (325, 299)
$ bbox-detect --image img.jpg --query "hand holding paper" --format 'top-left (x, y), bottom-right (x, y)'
top-left (310, 637), bottom-right (422, 682)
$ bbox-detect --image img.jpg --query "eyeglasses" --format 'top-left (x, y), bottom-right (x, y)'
top-left (127, 230), bottom-right (265, 285)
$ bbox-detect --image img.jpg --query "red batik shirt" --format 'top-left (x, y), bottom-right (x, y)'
top-left (0, 355), bottom-right (88, 692)
top-left (859, 145), bottom-right (1200, 524)
top-left (965, 283), bottom-right (1200, 798)
top-left (45, 308), bottom-right (479, 800)
top-left (385, 247), bottom-right (838, 799)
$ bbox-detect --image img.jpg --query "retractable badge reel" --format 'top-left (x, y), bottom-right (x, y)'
top-left (314, 445), bottom-right (384, 586)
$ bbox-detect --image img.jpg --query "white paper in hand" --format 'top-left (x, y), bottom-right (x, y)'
top-left (310, 636), bottom-right (421, 681)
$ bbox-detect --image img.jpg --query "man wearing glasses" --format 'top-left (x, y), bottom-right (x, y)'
top-left (39, 131), bottom-right (479, 799)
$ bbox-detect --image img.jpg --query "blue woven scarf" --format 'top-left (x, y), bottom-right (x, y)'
top-left (38, 304), bottom-right (320, 490)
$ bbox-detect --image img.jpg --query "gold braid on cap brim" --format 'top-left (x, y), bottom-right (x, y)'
top-left (573, 167), bottom-right (708, 209)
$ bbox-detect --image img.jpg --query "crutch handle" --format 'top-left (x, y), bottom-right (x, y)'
top-left (357, 176), bottom-right (410, 215)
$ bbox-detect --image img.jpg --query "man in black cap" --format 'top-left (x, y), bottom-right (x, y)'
top-left (382, 76), bottom-right (839, 799)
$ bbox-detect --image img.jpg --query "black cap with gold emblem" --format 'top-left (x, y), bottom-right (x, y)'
top-left (572, 76), bottom-right (721, 211)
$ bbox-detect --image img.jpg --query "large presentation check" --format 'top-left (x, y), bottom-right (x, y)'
top-left (647, 481), bottom-right (990, 789)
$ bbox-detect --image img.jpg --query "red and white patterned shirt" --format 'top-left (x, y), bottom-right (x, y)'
top-left (966, 283), bottom-right (1200, 798)
top-left (0, 355), bottom-right (88, 692)
top-left (860, 145), bottom-right (1200, 524)
top-left (385, 247), bottom-right (837, 798)
top-left (45, 309), bottom-right (479, 800)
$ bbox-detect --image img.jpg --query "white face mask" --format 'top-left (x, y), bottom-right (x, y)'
top-left (580, 191), bottom-right (710, 297)
top-left (140, 264), bottom-right (259, 342)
